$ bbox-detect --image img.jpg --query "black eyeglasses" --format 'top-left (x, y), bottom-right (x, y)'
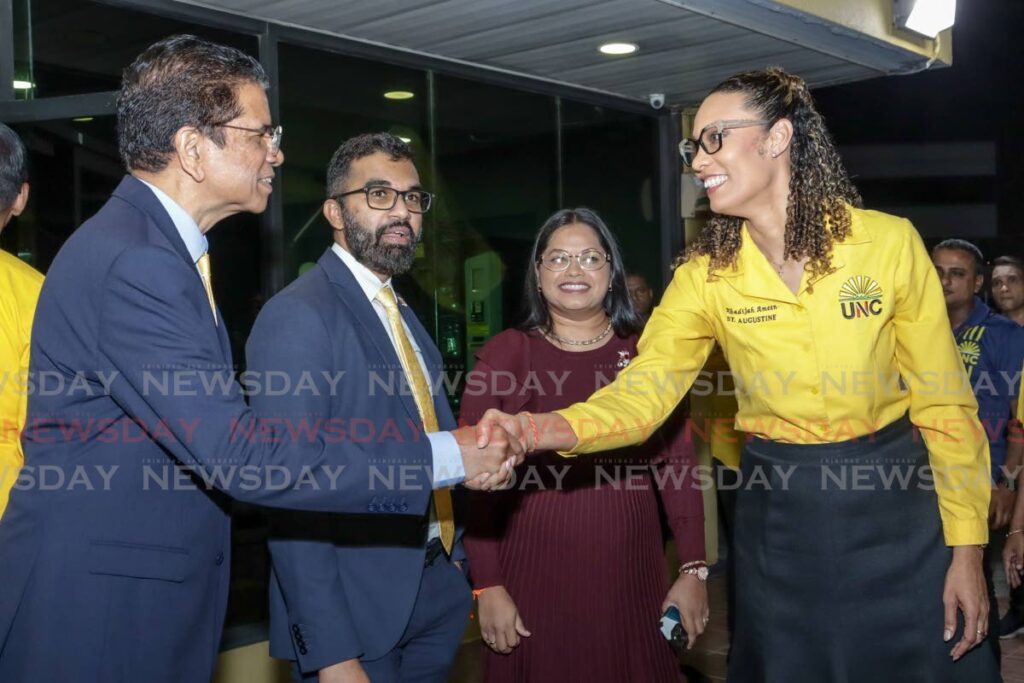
top-left (217, 123), bottom-right (283, 155)
top-left (679, 119), bottom-right (769, 167)
top-left (538, 249), bottom-right (610, 272)
top-left (333, 186), bottom-right (433, 214)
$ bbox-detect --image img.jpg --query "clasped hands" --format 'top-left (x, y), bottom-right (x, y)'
top-left (452, 409), bottom-right (575, 490)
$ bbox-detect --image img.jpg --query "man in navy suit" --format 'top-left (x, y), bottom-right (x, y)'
top-left (0, 37), bottom-right (520, 682)
top-left (248, 133), bottom-right (473, 682)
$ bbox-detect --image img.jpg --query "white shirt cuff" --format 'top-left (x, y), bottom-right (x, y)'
top-left (427, 431), bottom-right (465, 488)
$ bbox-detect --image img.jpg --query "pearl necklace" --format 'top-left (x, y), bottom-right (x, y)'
top-left (547, 321), bottom-right (612, 347)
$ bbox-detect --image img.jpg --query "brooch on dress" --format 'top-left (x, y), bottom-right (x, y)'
top-left (616, 350), bottom-right (631, 369)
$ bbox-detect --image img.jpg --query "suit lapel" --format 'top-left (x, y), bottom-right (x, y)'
top-left (318, 249), bottom-right (425, 426)
top-left (113, 176), bottom-right (195, 268)
top-left (114, 176), bottom-right (227, 355)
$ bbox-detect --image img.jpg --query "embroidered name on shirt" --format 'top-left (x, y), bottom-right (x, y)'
top-left (725, 304), bottom-right (778, 324)
top-left (839, 276), bottom-right (883, 319)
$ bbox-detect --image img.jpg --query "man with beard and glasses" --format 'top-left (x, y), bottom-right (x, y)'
top-left (247, 133), bottom-right (484, 683)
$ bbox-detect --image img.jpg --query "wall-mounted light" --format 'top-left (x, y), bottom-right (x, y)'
top-left (72, 117), bottom-right (94, 123)
top-left (383, 90), bottom-right (415, 100)
top-left (397, 136), bottom-right (412, 143)
top-left (13, 80), bottom-right (34, 90)
top-left (599, 42), bottom-right (638, 56)
top-left (894, 0), bottom-right (956, 39)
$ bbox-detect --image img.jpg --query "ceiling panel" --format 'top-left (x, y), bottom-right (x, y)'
top-left (170, 0), bottom-right (929, 105)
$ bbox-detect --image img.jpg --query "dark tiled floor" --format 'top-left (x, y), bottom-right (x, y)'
top-left (451, 568), bottom-right (1024, 682)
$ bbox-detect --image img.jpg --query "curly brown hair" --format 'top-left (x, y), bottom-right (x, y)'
top-left (678, 67), bottom-right (862, 280)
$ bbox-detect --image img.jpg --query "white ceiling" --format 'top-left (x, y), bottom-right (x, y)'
top-left (170, 0), bottom-right (942, 105)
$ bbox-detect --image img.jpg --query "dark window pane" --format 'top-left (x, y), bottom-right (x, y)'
top-left (278, 43), bottom-right (429, 280)
top-left (562, 101), bottom-right (662, 289)
top-left (5, 116), bottom-right (121, 271)
top-left (12, 0), bottom-right (257, 100)
top-left (433, 74), bottom-right (558, 391)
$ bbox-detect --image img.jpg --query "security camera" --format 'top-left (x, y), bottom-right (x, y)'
top-left (648, 93), bottom-right (666, 109)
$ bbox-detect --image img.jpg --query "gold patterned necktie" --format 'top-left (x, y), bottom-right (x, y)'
top-left (375, 286), bottom-right (455, 554)
top-left (196, 253), bottom-right (218, 326)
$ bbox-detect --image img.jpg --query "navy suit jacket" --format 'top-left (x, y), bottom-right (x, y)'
top-left (0, 177), bottom-right (434, 682)
top-left (247, 248), bottom-right (466, 673)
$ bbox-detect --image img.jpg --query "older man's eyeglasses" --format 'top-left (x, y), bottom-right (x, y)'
top-left (217, 124), bottom-right (283, 155)
top-left (539, 249), bottom-right (610, 272)
top-left (678, 119), bottom-right (769, 167)
top-left (333, 186), bottom-right (433, 214)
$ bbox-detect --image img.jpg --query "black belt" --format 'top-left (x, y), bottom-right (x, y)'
top-left (424, 538), bottom-right (445, 567)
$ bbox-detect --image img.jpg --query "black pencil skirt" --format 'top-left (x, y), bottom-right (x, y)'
top-left (727, 416), bottom-right (1001, 682)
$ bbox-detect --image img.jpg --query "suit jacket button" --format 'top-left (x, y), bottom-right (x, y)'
top-left (298, 646), bottom-right (308, 655)
top-left (214, 552), bottom-right (224, 566)
top-left (292, 625), bottom-right (301, 634)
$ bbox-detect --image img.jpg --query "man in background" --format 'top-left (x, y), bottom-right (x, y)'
top-left (0, 123), bottom-right (43, 519)
top-left (991, 255), bottom-right (1024, 326)
top-left (626, 271), bottom-right (654, 324)
top-left (933, 239), bottom-right (1024, 651)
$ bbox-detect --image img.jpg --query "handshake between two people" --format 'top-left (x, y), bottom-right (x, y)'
top-left (450, 410), bottom-right (578, 490)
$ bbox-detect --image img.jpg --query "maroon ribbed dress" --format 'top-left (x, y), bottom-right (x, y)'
top-left (460, 329), bottom-right (705, 683)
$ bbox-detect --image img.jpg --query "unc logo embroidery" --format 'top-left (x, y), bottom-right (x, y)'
top-left (616, 350), bottom-right (631, 369)
top-left (957, 338), bottom-right (980, 368)
top-left (838, 276), bottom-right (883, 319)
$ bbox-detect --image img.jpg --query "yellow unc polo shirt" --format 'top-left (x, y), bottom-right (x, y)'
top-left (557, 206), bottom-right (989, 546)
top-left (0, 248), bottom-right (43, 519)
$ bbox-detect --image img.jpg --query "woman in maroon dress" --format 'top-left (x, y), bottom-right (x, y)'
top-left (460, 208), bottom-right (708, 682)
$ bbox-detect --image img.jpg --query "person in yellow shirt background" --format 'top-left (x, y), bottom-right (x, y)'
top-left (477, 67), bottom-right (998, 681)
top-left (0, 124), bottom-right (44, 519)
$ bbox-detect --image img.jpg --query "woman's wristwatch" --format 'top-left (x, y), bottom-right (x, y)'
top-left (678, 560), bottom-right (708, 582)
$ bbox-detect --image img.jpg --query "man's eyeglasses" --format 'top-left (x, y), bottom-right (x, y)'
top-left (538, 249), bottom-right (610, 272)
top-left (678, 119), bottom-right (770, 167)
top-left (333, 186), bottom-right (433, 214)
top-left (217, 124), bottom-right (283, 156)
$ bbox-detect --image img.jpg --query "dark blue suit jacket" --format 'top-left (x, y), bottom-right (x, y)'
top-left (246, 248), bottom-right (466, 673)
top-left (0, 177), bottom-right (434, 682)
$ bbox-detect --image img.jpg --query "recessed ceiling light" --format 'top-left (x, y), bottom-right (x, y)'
top-left (13, 80), bottom-right (34, 90)
top-left (72, 117), bottom-right (94, 123)
top-left (599, 42), bottom-right (638, 56)
top-left (398, 136), bottom-right (412, 143)
top-left (383, 90), bottom-right (415, 100)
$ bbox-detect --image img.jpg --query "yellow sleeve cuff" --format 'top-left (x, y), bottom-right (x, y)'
top-left (941, 518), bottom-right (989, 547)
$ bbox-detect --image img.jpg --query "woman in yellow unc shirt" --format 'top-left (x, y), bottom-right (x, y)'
top-left (0, 124), bottom-right (43, 519)
top-left (478, 68), bottom-right (997, 681)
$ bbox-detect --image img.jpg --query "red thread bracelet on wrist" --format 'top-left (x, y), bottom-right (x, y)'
top-left (524, 412), bottom-right (540, 449)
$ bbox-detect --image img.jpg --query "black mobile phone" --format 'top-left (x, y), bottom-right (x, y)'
top-left (659, 605), bottom-right (689, 650)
